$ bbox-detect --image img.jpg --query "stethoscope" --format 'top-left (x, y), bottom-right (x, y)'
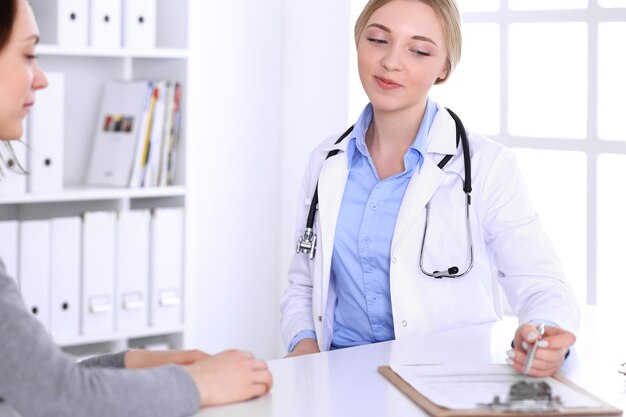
top-left (296, 108), bottom-right (473, 279)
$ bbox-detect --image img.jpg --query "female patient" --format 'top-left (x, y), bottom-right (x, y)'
top-left (0, 1), bottom-right (271, 416)
top-left (281, 0), bottom-right (578, 378)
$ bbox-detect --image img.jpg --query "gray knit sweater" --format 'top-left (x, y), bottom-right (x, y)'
top-left (0, 261), bottom-right (200, 417)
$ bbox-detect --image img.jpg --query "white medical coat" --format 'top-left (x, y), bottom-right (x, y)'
top-left (280, 105), bottom-right (580, 352)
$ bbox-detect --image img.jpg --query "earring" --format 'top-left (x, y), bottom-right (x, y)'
top-left (0, 140), bottom-right (28, 180)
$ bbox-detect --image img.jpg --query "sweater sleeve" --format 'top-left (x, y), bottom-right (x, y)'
top-left (0, 262), bottom-right (200, 417)
top-left (79, 352), bottom-right (127, 368)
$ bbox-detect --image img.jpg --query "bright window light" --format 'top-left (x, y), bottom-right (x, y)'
top-left (431, 23), bottom-right (500, 135)
top-left (598, 23), bottom-right (626, 141)
top-left (456, 0), bottom-right (500, 12)
top-left (597, 154), bottom-right (626, 309)
top-left (513, 149), bottom-right (587, 305)
top-left (508, 23), bottom-right (587, 139)
top-left (509, 0), bottom-right (588, 10)
top-left (599, 0), bottom-right (626, 7)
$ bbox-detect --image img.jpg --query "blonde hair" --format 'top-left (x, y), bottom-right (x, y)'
top-left (354, 0), bottom-right (462, 84)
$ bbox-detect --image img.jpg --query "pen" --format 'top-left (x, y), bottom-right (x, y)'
top-left (523, 322), bottom-right (545, 375)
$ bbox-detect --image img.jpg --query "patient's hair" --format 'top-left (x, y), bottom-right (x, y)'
top-left (0, 0), bottom-right (18, 52)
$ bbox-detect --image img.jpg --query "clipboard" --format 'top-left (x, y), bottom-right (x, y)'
top-left (378, 365), bottom-right (623, 417)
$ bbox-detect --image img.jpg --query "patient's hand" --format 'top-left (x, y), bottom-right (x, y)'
top-left (184, 349), bottom-right (272, 406)
top-left (125, 349), bottom-right (210, 369)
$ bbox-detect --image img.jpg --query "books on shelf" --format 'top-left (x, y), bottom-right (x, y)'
top-left (87, 80), bottom-right (182, 188)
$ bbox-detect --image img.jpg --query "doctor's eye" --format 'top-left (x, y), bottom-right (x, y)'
top-left (410, 49), bottom-right (430, 57)
top-left (366, 37), bottom-right (388, 45)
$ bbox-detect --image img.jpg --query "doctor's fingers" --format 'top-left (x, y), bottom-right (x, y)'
top-left (506, 351), bottom-right (563, 377)
top-left (541, 330), bottom-right (576, 350)
top-left (515, 323), bottom-right (543, 343)
top-left (507, 348), bottom-right (567, 369)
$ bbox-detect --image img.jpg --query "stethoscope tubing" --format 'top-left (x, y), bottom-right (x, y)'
top-left (297, 108), bottom-right (474, 279)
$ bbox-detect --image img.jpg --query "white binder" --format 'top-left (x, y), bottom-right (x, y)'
top-left (49, 217), bottom-right (81, 341)
top-left (116, 210), bottom-right (150, 330)
top-left (89, 0), bottom-right (122, 48)
top-left (150, 208), bottom-right (184, 327)
top-left (58, 0), bottom-right (89, 47)
top-left (0, 121), bottom-right (28, 196)
top-left (87, 81), bottom-right (152, 187)
top-left (28, 0), bottom-right (88, 47)
top-left (18, 220), bottom-right (51, 330)
top-left (0, 221), bottom-right (19, 283)
top-left (122, 0), bottom-right (157, 49)
top-left (81, 212), bottom-right (115, 334)
top-left (27, 72), bottom-right (65, 193)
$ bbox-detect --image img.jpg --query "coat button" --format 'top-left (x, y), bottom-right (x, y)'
top-left (318, 316), bottom-right (322, 322)
top-left (401, 320), bottom-right (407, 327)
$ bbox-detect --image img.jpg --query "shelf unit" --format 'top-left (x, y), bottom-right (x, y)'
top-left (0, 0), bottom-right (191, 356)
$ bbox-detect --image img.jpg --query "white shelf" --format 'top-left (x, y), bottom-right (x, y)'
top-left (0, 185), bottom-right (185, 205)
top-left (37, 45), bottom-right (188, 59)
top-left (55, 325), bottom-right (185, 347)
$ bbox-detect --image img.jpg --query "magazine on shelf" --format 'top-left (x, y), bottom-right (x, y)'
top-left (87, 80), bottom-right (182, 188)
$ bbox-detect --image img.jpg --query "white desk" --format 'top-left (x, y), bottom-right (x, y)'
top-left (196, 308), bottom-right (626, 417)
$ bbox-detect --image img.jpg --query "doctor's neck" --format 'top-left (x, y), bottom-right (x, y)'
top-left (366, 102), bottom-right (427, 155)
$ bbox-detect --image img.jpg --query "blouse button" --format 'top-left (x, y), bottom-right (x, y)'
top-left (401, 320), bottom-right (408, 327)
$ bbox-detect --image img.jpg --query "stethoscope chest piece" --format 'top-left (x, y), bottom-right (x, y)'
top-left (296, 108), bottom-right (473, 279)
top-left (296, 227), bottom-right (317, 260)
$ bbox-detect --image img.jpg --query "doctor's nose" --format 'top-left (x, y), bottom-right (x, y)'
top-left (380, 48), bottom-right (404, 72)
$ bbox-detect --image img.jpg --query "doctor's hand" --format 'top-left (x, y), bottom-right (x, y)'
top-left (286, 338), bottom-right (320, 358)
top-left (125, 349), bottom-right (210, 369)
top-left (184, 349), bottom-right (272, 407)
top-left (507, 323), bottom-right (576, 377)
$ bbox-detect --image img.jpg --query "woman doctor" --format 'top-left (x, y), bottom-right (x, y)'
top-left (280, 0), bottom-right (579, 378)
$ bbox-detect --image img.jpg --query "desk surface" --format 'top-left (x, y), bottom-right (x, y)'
top-left (196, 308), bottom-right (626, 417)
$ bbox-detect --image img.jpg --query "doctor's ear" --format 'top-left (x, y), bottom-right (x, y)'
top-left (435, 62), bottom-right (450, 85)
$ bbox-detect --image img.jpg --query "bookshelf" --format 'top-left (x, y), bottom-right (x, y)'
top-left (0, 0), bottom-right (191, 356)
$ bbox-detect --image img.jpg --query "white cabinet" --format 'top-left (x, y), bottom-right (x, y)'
top-left (0, 0), bottom-right (190, 355)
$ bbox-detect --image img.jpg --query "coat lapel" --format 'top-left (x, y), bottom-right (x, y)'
top-left (318, 148), bottom-right (349, 310)
top-left (391, 107), bottom-right (462, 252)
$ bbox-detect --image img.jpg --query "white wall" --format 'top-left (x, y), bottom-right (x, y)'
top-left (278, 1), bottom-right (352, 355)
top-left (186, 1), bottom-right (352, 359)
top-left (187, 0), bottom-right (284, 360)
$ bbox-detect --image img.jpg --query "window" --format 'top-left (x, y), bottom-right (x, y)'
top-left (349, 1), bottom-right (626, 308)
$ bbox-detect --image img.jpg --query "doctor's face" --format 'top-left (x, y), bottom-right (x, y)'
top-left (357, 0), bottom-right (449, 115)
top-left (0, 0), bottom-right (48, 140)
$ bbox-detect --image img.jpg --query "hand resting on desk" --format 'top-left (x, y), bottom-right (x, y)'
top-left (126, 348), bottom-right (272, 407)
top-left (508, 323), bottom-right (576, 377)
top-left (184, 349), bottom-right (273, 407)
top-left (125, 349), bottom-right (211, 369)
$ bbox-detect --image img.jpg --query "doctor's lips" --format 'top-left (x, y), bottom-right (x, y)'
top-left (374, 76), bottom-right (403, 90)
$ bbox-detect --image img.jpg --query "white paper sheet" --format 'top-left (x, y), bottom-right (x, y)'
top-left (390, 364), bottom-right (602, 410)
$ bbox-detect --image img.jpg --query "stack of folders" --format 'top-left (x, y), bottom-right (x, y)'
top-left (86, 80), bottom-right (182, 188)
top-left (30, 0), bottom-right (157, 49)
top-left (0, 208), bottom-right (184, 342)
